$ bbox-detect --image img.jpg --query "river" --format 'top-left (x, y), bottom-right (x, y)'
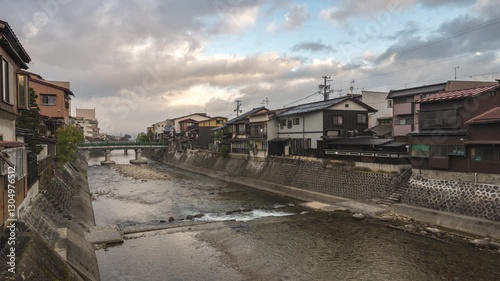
top-left (88, 151), bottom-right (500, 281)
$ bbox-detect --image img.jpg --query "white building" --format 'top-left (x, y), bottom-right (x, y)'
top-left (361, 91), bottom-right (392, 128)
top-left (75, 108), bottom-right (99, 139)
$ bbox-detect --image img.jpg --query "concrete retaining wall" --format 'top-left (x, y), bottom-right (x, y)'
top-left (403, 174), bottom-right (500, 222)
top-left (0, 156), bottom-right (99, 281)
top-left (148, 150), bottom-right (400, 202)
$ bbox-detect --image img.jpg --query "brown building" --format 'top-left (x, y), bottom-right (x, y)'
top-left (409, 83), bottom-right (500, 174)
top-left (388, 80), bottom-right (497, 143)
top-left (19, 71), bottom-right (74, 125)
top-left (0, 20), bottom-right (32, 227)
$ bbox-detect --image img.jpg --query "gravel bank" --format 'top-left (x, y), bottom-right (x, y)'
top-left (113, 164), bottom-right (170, 180)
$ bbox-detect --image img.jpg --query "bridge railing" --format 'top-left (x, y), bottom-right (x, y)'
top-left (78, 141), bottom-right (168, 148)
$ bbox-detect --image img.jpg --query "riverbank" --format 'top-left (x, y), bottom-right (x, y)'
top-left (0, 156), bottom-right (100, 281)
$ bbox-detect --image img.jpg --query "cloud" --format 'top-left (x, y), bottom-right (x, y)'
top-left (292, 41), bottom-right (336, 53)
top-left (284, 4), bottom-right (309, 30)
top-left (320, 0), bottom-right (474, 24)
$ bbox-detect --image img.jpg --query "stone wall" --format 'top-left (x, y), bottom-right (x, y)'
top-left (149, 150), bottom-right (399, 201)
top-left (0, 156), bottom-right (99, 281)
top-left (403, 174), bottom-right (500, 222)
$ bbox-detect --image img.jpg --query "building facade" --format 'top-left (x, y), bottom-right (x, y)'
top-left (409, 84), bottom-right (500, 174)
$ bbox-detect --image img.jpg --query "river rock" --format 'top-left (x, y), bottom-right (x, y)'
top-left (193, 214), bottom-right (204, 218)
top-left (404, 224), bottom-right (417, 231)
top-left (168, 217), bottom-right (175, 222)
top-left (159, 220), bottom-right (166, 223)
top-left (352, 213), bottom-right (365, 220)
top-left (489, 242), bottom-right (500, 250)
top-left (226, 211), bottom-right (233, 215)
top-left (470, 239), bottom-right (489, 248)
top-left (186, 215), bottom-right (194, 220)
top-left (241, 208), bottom-right (252, 212)
top-left (425, 227), bottom-right (443, 235)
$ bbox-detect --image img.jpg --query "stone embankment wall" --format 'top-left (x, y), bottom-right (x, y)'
top-left (403, 174), bottom-right (500, 222)
top-left (147, 150), bottom-right (400, 202)
top-left (0, 156), bottom-right (99, 281)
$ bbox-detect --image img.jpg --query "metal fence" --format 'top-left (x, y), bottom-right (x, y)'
top-left (38, 154), bottom-right (55, 176)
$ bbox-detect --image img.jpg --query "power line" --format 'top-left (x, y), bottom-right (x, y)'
top-left (374, 16), bottom-right (500, 63)
top-left (335, 46), bottom-right (500, 86)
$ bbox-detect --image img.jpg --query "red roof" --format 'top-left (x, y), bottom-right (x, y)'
top-left (417, 84), bottom-right (500, 103)
top-left (465, 107), bottom-right (500, 125)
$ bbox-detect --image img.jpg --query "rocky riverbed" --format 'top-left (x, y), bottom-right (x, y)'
top-left (113, 163), bottom-right (171, 180)
top-left (87, 153), bottom-right (500, 281)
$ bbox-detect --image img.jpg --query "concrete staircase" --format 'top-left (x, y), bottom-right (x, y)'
top-left (377, 169), bottom-right (412, 206)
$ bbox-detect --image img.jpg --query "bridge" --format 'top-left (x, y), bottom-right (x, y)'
top-left (78, 142), bottom-right (168, 165)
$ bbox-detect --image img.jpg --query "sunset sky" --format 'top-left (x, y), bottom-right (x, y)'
top-left (2, 0), bottom-right (499, 134)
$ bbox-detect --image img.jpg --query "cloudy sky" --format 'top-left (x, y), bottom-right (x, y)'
top-left (1, 0), bottom-right (499, 134)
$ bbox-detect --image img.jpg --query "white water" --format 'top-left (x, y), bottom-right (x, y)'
top-left (196, 209), bottom-right (295, 222)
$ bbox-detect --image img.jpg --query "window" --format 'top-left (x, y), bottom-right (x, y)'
top-left (287, 120), bottom-right (292, 128)
top-left (470, 146), bottom-right (496, 162)
top-left (279, 119), bottom-right (287, 129)
top-left (293, 118), bottom-right (300, 125)
top-left (237, 124), bottom-right (246, 135)
top-left (448, 145), bottom-right (465, 156)
top-left (18, 74), bottom-right (28, 108)
top-left (411, 144), bottom-right (430, 158)
top-left (332, 116), bottom-right (343, 125)
top-left (216, 119), bottom-right (223, 124)
top-left (41, 94), bottom-right (57, 105)
top-left (306, 138), bottom-right (311, 149)
top-left (356, 114), bottom-right (367, 125)
top-left (431, 145), bottom-right (448, 158)
top-left (387, 100), bottom-right (393, 108)
top-left (2, 59), bottom-right (14, 104)
top-left (399, 117), bottom-right (414, 125)
top-left (394, 97), bottom-right (414, 104)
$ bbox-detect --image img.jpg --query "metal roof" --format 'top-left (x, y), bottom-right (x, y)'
top-left (388, 83), bottom-right (446, 99)
top-left (367, 125), bottom-right (392, 137)
top-left (277, 97), bottom-right (347, 117)
top-left (276, 97), bottom-right (376, 117)
top-left (418, 84), bottom-right (500, 103)
top-left (226, 107), bottom-right (267, 125)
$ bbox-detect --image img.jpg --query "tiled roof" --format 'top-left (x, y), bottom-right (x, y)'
top-left (418, 84), bottom-right (500, 103)
top-left (465, 107), bottom-right (500, 125)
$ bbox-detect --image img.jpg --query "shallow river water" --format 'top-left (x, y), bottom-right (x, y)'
top-left (88, 152), bottom-right (500, 281)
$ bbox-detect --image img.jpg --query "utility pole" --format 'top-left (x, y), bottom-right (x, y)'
top-left (234, 100), bottom-right (242, 116)
top-left (319, 75), bottom-right (333, 101)
top-left (453, 66), bottom-right (460, 80)
top-left (261, 97), bottom-right (269, 108)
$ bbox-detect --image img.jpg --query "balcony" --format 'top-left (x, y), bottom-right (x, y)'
top-left (393, 103), bottom-right (412, 116)
top-left (393, 124), bottom-right (413, 137)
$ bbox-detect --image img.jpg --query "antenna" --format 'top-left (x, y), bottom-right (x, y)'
top-left (261, 97), bottom-right (269, 108)
top-left (453, 65), bottom-right (460, 80)
top-left (234, 100), bottom-right (242, 116)
top-left (349, 80), bottom-right (355, 94)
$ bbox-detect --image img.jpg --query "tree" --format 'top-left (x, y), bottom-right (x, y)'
top-left (16, 88), bottom-right (43, 154)
top-left (56, 125), bottom-right (84, 164)
top-left (136, 132), bottom-right (149, 143)
top-left (213, 129), bottom-right (229, 158)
